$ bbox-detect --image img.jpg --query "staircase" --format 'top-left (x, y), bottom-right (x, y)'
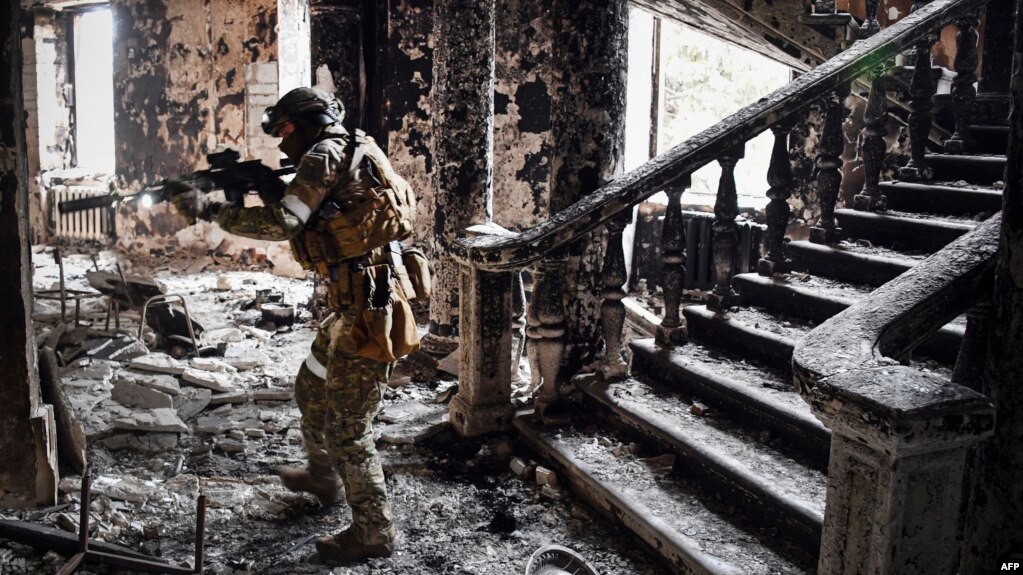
top-left (449, 0), bottom-right (1006, 572)
top-left (520, 10), bottom-right (1004, 575)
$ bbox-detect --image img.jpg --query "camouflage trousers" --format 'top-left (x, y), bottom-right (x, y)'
top-left (294, 311), bottom-right (396, 546)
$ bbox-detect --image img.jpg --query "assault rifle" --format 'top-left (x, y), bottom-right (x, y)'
top-left (57, 149), bottom-right (295, 214)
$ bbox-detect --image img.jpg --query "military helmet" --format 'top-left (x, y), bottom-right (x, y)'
top-left (261, 87), bottom-right (345, 137)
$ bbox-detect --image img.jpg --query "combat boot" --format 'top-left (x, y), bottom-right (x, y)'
top-left (315, 528), bottom-right (395, 564)
top-left (277, 462), bottom-right (344, 505)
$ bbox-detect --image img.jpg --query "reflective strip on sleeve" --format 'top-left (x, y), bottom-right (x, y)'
top-left (304, 352), bottom-right (327, 380)
top-left (281, 194), bottom-right (313, 224)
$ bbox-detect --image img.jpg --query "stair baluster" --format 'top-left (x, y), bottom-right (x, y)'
top-left (854, 69), bottom-right (890, 211)
top-left (599, 212), bottom-right (632, 379)
top-left (657, 177), bottom-right (691, 347)
top-left (812, 0), bottom-right (836, 14)
top-left (863, 0), bottom-right (882, 37)
top-left (528, 256), bottom-right (568, 420)
top-left (758, 123), bottom-right (793, 276)
top-left (511, 271), bottom-right (527, 385)
top-left (900, 9), bottom-right (938, 181)
top-left (707, 145), bottom-right (744, 311)
top-left (945, 12), bottom-right (981, 153)
top-left (810, 84), bottom-right (850, 244)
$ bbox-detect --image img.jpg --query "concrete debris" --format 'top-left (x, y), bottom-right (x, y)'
top-left (112, 379), bottom-right (174, 409)
top-left (252, 388), bottom-right (294, 402)
top-left (182, 368), bottom-right (236, 392)
top-left (510, 457), bottom-right (534, 477)
top-left (130, 353), bottom-right (187, 376)
top-left (190, 357), bottom-right (238, 373)
top-left (540, 484), bottom-right (564, 501)
top-left (113, 408), bottom-right (189, 434)
top-left (203, 327), bottom-right (245, 344)
top-left (99, 432), bottom-right (179, 453)
top-left (216, 276), bottom-right (235, 291)
top-left (379, 403), bottom-right (450, 445)
top-left (690, 401), bottom-right (711, 416)
top-left (195, 415), bottom-right (240, 435)
top-left (174, 387), bottom-right (213, 420)
top-left (378, 401), bottom-right (437, 424)
top-left (210, 391), bottom-right (250, 405)
top-left (240, 325), bottom-right (274, 342)
top-left (437, 346), bottom-right (460, 376)
top-left (222, 347), bottom-right (268, 371)
top-left (535, 467), bottom-right (558, 488)
top-left (216, 438), bottom-right (248, 454)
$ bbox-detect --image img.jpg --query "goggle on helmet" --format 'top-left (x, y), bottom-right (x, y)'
top-left (261, 87), bottom-right (345, 137)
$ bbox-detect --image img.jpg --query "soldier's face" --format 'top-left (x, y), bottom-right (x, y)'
top-left (277, 122), bottom-right (297, 140)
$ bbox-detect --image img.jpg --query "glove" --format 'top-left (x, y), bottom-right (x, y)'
top-left (170, 187), bottom-right (222, 224)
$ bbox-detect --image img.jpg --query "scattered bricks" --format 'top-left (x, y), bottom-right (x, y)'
top-left (510, 457), bottom-right (533, 477)
top-left (535, 466), bottom-right (558, 488)
top-left (540, 484), bottom-right (563, 500)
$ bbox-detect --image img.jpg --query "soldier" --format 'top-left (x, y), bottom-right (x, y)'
top-left (171, 87), bottom-right (419, 563)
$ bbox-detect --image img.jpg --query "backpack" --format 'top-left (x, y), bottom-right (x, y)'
top-left (323, 129), bottom-right (432, 302)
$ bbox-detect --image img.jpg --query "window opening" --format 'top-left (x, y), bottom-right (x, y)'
top-left (72, 6), bottom-right (115, 174)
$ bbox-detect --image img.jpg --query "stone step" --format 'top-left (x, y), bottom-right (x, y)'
top-left (732, 272), bottom-right (964, 363)
top-left (880, 181), bottom-right (1002, 216)
top-left (578, 376), bottom-right (826, 554)
top-left (969, 125), bottom-right (1009, 155)
top-left (788, 239), bottom-right (923, 287)
top-left (835, 208), bottom-right (976, 253)
top-left (630, 339), bottom-right (830, 462)
top-left (515, 414), bottom-right (816, 575)
top-left (926, 153), bottom-right (1007, 187)
top-left (683, 305), bottom-right (808, 368)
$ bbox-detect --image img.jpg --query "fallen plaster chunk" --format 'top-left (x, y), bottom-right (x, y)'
top-left (216, 438), bottom-right (247, 454)
top-left (216, 276), bottom-right (235, 291)
top-left (182, 368), bottom-right (236, 393)
top-left (209, 391), bottom-right (250, 405)
top-left (253, 388), bottom-right (294, 402)
top-left (203, 327), bottom-right (245, 344)
top-left (124, 372), bottom-right (181, 396)
top-left (378, 401), bottom-right (438, 424)
top-left (222, 347), bottom-right (268, 371)
top-left (379, 404), bottom-right (449, 445)
top-left (190, 357), bottom-right (238, 373)
top-left (540, 484), bottom-right (564, 501)
top-left (111, 379), bottom-right (174, 410)
top-left (240, 325), bottom-right (274, 342)
top-left (130, 353), bottom-right (187, 376)
top-left (174, 387), bottom-right (213, 421)
top-left (98, 432), bottom-right (179, 453)
top-left (195, 415), bottom-right (240, 435)
top-left (113, 408), bottom-right (189, 433)
top-left (244, 428), bottom-right (266, 438)
top-left (437, 346), bottom-right (460, 376)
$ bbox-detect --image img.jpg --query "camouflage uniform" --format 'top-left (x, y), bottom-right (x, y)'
top-left (214, 124), bottom-right (396, 547)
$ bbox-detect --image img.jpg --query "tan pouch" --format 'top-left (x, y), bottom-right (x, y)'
top-left (400, 246), bottom-right (432, 302)
top-left (349, 264), bottom-right (420, 362)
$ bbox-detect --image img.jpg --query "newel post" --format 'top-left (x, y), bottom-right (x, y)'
top-left (450, 226), bottom-right (517, 437)
top-left (805, 369), bottom-right (995, 574)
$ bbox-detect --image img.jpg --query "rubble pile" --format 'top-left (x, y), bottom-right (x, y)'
top-left (0, 248), bottom-right (666, 574)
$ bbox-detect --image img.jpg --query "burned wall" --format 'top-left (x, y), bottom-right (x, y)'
top-left (308, 0), bottom-right (360, 127)
top-left (112, 0), bottom-right (279, 188)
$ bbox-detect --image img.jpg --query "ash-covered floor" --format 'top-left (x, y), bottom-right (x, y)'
top-left (0, 245), bottom-right (666, 574)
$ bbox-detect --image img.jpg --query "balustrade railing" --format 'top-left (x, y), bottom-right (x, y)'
top-left (449, 0), bottom-right (991, 435)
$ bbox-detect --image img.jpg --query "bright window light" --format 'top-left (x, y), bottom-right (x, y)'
top-left (73, 7), bottom-right (115, 174)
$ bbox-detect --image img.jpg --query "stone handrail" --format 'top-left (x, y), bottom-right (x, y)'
top-left (791, 214), bottom-right (1000, 573)
top-left (454, 0), bottom-right (988, 272)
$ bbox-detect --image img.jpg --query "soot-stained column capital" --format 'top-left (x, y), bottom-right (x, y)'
top-left (0, 0), bottom-right (58, 508)
top-left (422, 0), bottom-right (496, 356)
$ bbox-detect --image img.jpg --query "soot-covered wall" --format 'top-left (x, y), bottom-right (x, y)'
top-left (112, 0), bottom-right (278, 188)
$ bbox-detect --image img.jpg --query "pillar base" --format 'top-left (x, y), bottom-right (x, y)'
top-left (757, 257), bottom-right (790, 277)
top-left (943, 136), bottom-right (974, 154)
top-left (853, 193), bottom-right (888, 212)
top-left (898, 163), bottom-right (933, 182)
top-left (449, 394), bottom-right (514, 437)
top-left (419, 331), bottom-right (459, 357)
top-left (656, 323), bottom-right (688, 347)
top-left (809, 225), bottom-right (843, 245)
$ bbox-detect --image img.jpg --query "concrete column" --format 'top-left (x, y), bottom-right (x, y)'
top-left (958, 3), bottom-right (1023, 569)
top-left (422, 0), bottom-right (495, 356)
top-left (0, 0), bottom-right (58, 508)
top-left (548, 0), bottom-right (628, 373)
